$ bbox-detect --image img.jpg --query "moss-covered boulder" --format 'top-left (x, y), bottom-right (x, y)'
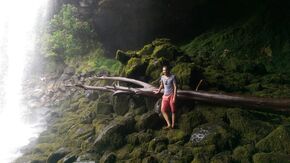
top-left (136, 111), bottom-right (163, 130)
top-left (124, 57), bottom-right (147, 77)
top-left (253, 152), bottom-right (290, 163)
top-left (232, 144), bottom-right (255, 163)
top-left (227, 109), bottom-right (275, 143)
top-left (126, 131), bottom-right (153, 146)
top-left (210, 151), bottom-right (233, 163)
top-left (47, 147), bottom-right (71, 163)
top-left (93, 115), bottom-right (135, 152)
top-left (115, 50), bottom-right (132, 64)
top-left (192, 145), bottom-right (216, 163)
top-left (255, 125), bottom-right (290, 153)
top-left (100, 152), bottom-right (116, 163)
top-left (171, 62), bottom-right (203, 89)
top-left (113, 94), bottom-right (130, 115)
top-left (189, 122), bottom-right (238, 150)
top-left (96, 102), bottom-right (114, 115)
top-left (179, 110), bottom-right (205, 134)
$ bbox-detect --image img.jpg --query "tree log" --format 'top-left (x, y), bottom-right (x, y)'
top-left (68, 76), bottom-right (290, 113)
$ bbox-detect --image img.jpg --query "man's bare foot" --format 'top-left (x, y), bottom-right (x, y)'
top-left (163, 126), bottom-right (171, 130)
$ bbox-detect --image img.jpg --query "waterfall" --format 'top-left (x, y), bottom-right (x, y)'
top-left (0, 0), bottom-right (49, 162)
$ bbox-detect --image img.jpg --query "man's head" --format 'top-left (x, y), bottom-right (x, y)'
top-left (162, 66), bottom-right (170, 76)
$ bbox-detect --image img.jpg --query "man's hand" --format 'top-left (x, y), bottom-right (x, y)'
top-left (153, 89), bottom-right (160, 94)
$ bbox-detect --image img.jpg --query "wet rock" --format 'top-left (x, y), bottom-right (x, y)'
top-left (255, 125), bottom-right (290, 153)
top-left (100, 152), bottom-right (116, 163)
top-left (136, 111), bottom-right (163, 130)
top-left (47, 147), bottom-right (71, 163)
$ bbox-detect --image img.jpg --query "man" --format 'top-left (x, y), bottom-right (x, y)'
top-left (154, 66), bottom-right (177, 129)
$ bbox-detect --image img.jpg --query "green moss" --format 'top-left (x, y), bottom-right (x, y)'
top-left (136, 44), bottom-right (154, 56)
top-left (232, 144), bottom-right (255, 163)
top-left (255, 125), bottom-right (290, 153)
top-left (253, 152), bottom-right (290, 163)
top-left (210, 151), bottom-right (233, 163)
top-left (171, 63), bottom-right (201, 89)
top-left (192, 145), bottom-right (216, 162)
top-left (96, 102), bottom-right (114, 115)
top-left (124, 57), bottom-right (147, 77)
top-left (179, 110), bottom-right (205, 134)
top-left (227, 108), bottom-right (275, 143)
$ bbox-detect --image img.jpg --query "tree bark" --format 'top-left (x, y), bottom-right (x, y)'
top-left (68, 76), bottom-right (290, 113)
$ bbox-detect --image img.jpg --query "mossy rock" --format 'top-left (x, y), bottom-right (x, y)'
top-left (127, 131), bottom-right (153, 146)
top-left (253, 152), bottom-right (290, 163)
top-left (136, 111), bottom-right (163, 130)
top-left (142, 155), bottom-right (158, 163)
top-left (116, 50), bottom-right (136, 64)
top-left (124, 57), bottom-right (147, 77)
top-left (97, 93), bottom-right (112, 104)
top-left (192, 145), bottom-right (217, 162)
top-left (255, 125), bottom-right (290, 154)
top-left (195, 104), bottom-right (228, 123)
top-left (163, 129), bottom-right (188, 144)
top-left (171, 62), bottom-right (203, 89)
top-left (152, 43), bottom-right (178, 61)
top-left (210, 151), bottom-right (233, 163)
top-left (129, 146), bottom-right (148, 159)
top-left (113, 94), bottom-right (130, 115)
top-left (136, 44), bottom-right (154, 56)
top-left (232, 144), bottom-right (255, 163)
top-left (96, 102), bottom-right (114, 115)
top-left (115, 144), bottom-right (134, 160)
top-left (179, 110), bottom-right (206, 134)
top-left (189, 122), bottom-right (238, 150)
top-left (148, 137), bottom-right (169, 152)
top-left (145, 57), bottom-right (169, 80)
top-left (100, 152), bottom-right (116, 163)
top-left (152, 38), bottom-right (171, 46)
top-left (227, 108), bottom-right (275, 143)
top-left (93, 116), bottom-right (135, 152)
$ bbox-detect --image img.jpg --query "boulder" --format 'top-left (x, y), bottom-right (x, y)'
top-left (227, 108), bottom-right (275, 143)
top-left (47, 147), bottom-right (71, 163)
top-left (113, 94), bottom-right (130, 115)
top-left (93, 116), bottom-right (135, 152)
top-left (100, 152), bottom-right (117, 163)
top-left (255, 125), bottom-right (290, 153)
top-left (136, 111), bottom-right (163, 130)
top-left (96, 102), bottom-right (114, 115)
top-left (189, 122), bottom-right (238, 150)
top-left (253, 152), bottom-right (290, 163)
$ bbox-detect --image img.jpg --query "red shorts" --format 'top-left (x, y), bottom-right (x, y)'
top-left (161, 94), bottom-right (176, 113)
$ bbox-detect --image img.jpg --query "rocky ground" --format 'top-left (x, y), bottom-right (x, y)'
top-left (15, 39), bottom-right (290, 163)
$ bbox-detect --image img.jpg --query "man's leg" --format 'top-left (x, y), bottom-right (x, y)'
top-left (170, 95), bottom-right (176, 128)
top-left (161, 99), bottom-right (171, 128)
top-left (171, 113), bottom-right (175, 128)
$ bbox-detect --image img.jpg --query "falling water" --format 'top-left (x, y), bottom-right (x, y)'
top-left (0, 0), bottom-right (49, 162)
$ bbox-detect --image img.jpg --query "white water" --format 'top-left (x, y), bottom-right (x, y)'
top-left (0, 0), bottom-right (49, 162)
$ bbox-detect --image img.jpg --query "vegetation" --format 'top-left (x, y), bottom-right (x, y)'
top-left (43, 4), bottom-right (96, 59)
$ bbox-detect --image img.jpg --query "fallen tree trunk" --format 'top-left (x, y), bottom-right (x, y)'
top-left (68, 76), bottom-right (290, 113)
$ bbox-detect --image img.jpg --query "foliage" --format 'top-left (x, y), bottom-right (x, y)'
top-left (43, 4), bottom-right (96, 59)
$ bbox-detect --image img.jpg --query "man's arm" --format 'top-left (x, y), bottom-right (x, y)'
top-left (155, 81), bottom-right (164, 94)
top-left (173, 82), bottom-right (177, 102)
